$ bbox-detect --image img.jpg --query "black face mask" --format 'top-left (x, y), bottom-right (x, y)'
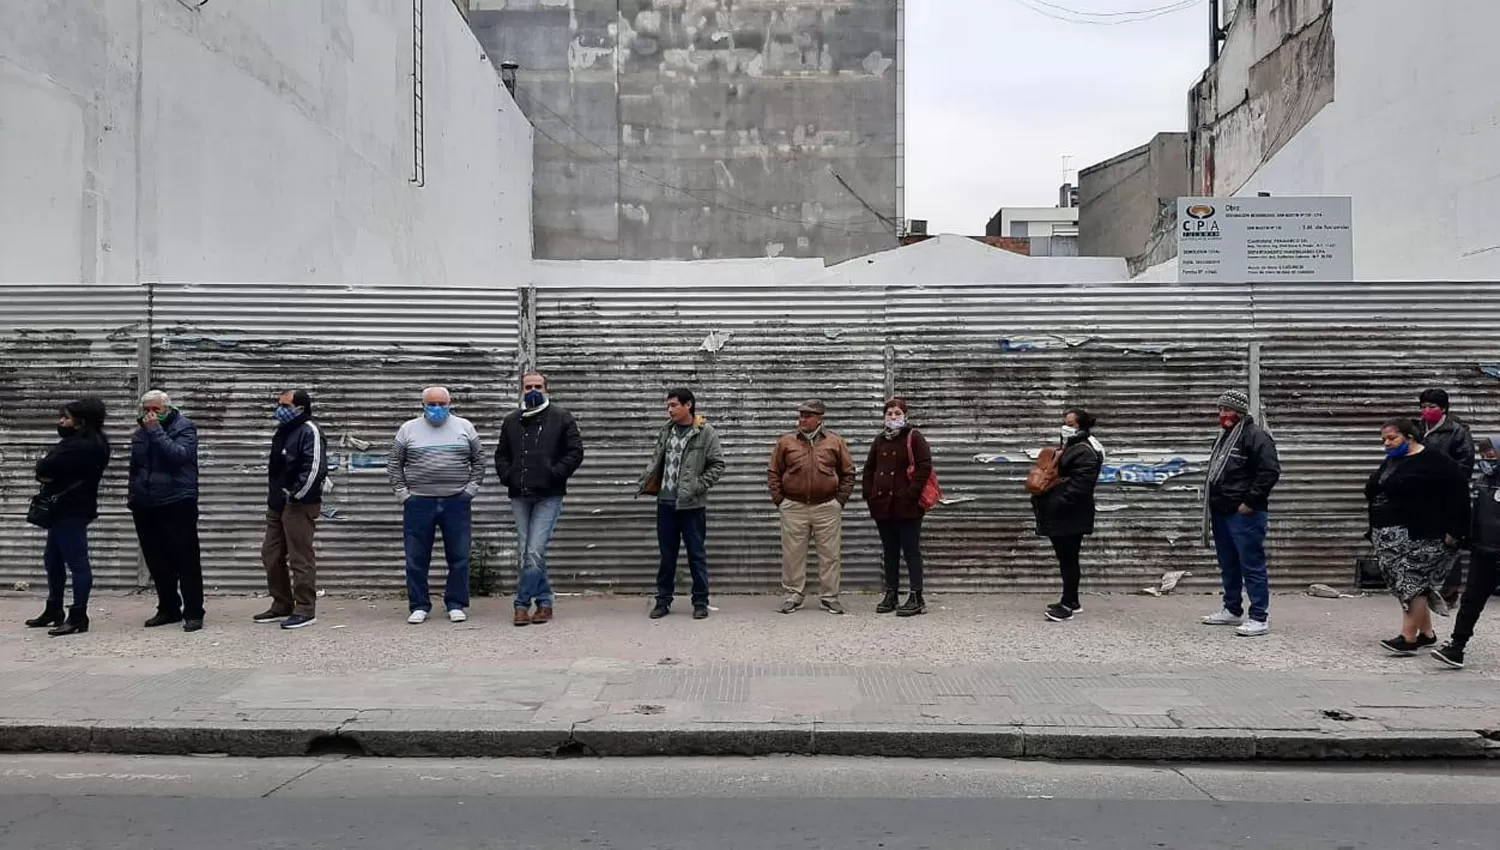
top-left (57, 425), bottom-right (77, 438)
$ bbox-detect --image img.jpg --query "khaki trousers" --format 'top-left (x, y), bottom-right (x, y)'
top-left (779, 499), bottom-right (843, 601)
top-left (262, 503), bottom-right (320, 616)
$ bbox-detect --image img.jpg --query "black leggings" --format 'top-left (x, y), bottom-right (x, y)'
top-left (1050, 534), bottom-right (1084, 609)
top-left (1452, 551), bottom-right (1500, 647)
top-left (876, 518), bottom-right (923, 594)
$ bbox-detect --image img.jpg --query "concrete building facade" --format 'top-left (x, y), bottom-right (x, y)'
top-left (469, 0), bottom-right (901, 263)
top-left (984, 206), bottom-right (1079, 257)
top-left (1, 0), bottom-right (532, 286)
top-left (1078, 132), bottom-right (1190, 261)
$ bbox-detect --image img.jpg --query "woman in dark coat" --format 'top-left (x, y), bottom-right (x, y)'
top-left (1366, 417), bottom-right (1470, 656)
top-left (1031, 408), bottom-right (1105, 622)
top-left (26, 398), bottom-right (111, 636)
top-left (862, 397), bottom-right (933, 617)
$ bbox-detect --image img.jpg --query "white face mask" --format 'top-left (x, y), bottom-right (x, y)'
top-left (1060, 425), bottom-right (1080, 442)
top-left (886, 416), bottom-right (906, 430)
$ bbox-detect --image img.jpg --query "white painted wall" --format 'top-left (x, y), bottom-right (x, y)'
top-left (995, 207), bottom-right (1080, 239)
top-left (0, 0), bottom-right (531, 286)
top-left (533, 257), bottom-right (826, 289)
top-left (813, 234), bottom-right (1126, 285)
top-left (1226, 0), bottom-right (1500, 279)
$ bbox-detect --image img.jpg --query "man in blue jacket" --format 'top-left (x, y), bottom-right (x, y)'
top-left (254, 390), bottom-right (328, 630)
top-left (128, 390), bottom-right (205, 632)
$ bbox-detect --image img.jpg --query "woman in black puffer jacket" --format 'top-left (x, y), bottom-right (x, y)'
top-left (26, 398), bottom-right (111, 636)
top-left (1031, 408), bottom-right (1105, 623)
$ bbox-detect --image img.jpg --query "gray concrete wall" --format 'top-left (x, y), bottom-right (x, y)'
top-left (470, 0), bottom-right (900, 263)
top-left (1078, 133), bottom-right (1189, 259)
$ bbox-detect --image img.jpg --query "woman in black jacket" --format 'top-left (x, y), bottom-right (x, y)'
top-left (26, 398), bottom-right (111, 636)
top-left (1031, 408), bottom-right (1104, 622)
top-left (1365, 417), bottom-right (1470, 656)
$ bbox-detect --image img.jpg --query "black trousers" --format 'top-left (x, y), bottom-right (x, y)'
top-left (876, 518), bottom-right (923, 594)
top-left (1452, 550), bottom-right (1500, 647)
top-left (1050, 534), bottom-right (1084, 609)
top-left (132, 500), bottom-right (205, 620)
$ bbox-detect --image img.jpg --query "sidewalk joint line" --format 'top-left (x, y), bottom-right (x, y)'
top-left (262, 760), bottom-right (329, 799)
top-left (1169, 766), bottom-right (1220, 802)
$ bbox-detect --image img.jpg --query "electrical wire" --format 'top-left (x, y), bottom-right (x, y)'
top-left (1006, 0), bottom-right (1203, 25)
top-left (1029, 0), bottom-right (1200, 17)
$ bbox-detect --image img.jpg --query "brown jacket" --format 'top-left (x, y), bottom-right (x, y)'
top-left (768, 429), bottom-right (856, 506)
top-left (862, 426), bottom-right (933, 521)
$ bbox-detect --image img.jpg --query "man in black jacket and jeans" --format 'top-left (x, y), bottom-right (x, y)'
top-left (254, 390), bottom-right (328, 630)
top-left (495, 372), bottom-right (584, 626)
top-left (1201, 389), bottom-right (1281, 637)
top-left (1419, 388), bottom-right (1476, 606)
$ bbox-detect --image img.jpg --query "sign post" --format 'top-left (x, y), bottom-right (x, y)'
top-left (1176, 196), bottom-right (1353, 282)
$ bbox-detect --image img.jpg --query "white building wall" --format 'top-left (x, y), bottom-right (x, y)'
top-left (0, 0), bottom-right (531, 287)
top-left (1228, 0), bottom-right (1500, 279)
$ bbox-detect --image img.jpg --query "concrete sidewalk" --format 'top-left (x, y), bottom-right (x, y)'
top-left (0, 593), bottom-right (1497, 760)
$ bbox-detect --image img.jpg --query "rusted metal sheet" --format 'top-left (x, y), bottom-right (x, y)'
top-left (0, 285), bottom-right (148, 593)
top-left (885, 284), bottom-right (1256, 593)
top-left (148, 283), bottom-right (518, 594)
top-left (534, 285), bottom-right (891, 597)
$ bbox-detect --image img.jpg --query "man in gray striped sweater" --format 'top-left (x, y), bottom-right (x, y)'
top-left (388, 386), bottom-right (486, 624)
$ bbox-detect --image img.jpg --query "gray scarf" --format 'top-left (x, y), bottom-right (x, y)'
top-left (520, 398), bottom-right (551, 419)
top-left (1202, 416), bottom-right (1247, 546)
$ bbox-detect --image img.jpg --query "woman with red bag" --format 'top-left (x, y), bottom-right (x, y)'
top-left (862, 397), bottom-right (935, 617)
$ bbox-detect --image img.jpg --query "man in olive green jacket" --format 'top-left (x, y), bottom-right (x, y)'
top-left (637, 387), bottom-right (726, 619)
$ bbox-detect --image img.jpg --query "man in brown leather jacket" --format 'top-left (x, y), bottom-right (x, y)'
top-left (768, 399), bottom-right (856, 615)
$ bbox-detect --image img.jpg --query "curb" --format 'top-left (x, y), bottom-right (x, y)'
top-left (2, 719), bottom-right (1496, 760)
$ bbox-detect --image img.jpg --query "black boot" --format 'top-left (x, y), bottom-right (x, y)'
top-left (25, 604), bottom-right (64, 629)
top-left (876, 589), bottom-right (900, 614)
top-left (895, 591), bottom-right (926, 617)
top-left (48, 607), bottom-right (89, 637)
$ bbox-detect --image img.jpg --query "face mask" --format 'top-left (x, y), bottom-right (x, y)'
top-left (1219, 413), bottom-right (1240, 429)
top-left (57, 425), bottom-right (77, 438)
top-left (1479, 460), bottom-right (1497, 477)
top-left (524, 390), bottom-right (545, 409)
top-left (274, 406), bottom-right (299, 424)
top-left (1387, 442), bottom-right (1411, 459)
top-left (886, 416), bottom-right (906, 430)
top-left (1420, 408), bottom-right (1444, 425)
top-left (1059, 425), bottom-right (1080, 442)
top-left (424, 404), bottom-right (450, 425)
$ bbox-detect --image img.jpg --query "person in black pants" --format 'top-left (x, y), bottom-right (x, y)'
top-left (128, 390), bottom-right (205, 632)
top-left (1432, 435), bottom-right (1500, 669)
top-left (1031, 408), bottom-right (1104, 622)
top-left (25, 398), bottom-right (111, 637)
top-left (862, 397), bottom-right (933, 617)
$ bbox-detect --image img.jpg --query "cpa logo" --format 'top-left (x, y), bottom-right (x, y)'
top-left (1181, 203), bottom-right (1220, 234)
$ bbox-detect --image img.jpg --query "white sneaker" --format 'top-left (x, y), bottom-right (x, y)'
top-left (1202, 609), bottom-right (1243, 626)
top-left (407, 610), bottom-right (428, 624)
top-left (448, 608), bottom-right (467, 623)
top-left (1235, 619), bottom-right (1270, 637)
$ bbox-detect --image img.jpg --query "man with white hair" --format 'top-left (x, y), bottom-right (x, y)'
top-left (387, 386), bottom-right (485, 623)
top-left (128, 389), bottom-right (205, 632)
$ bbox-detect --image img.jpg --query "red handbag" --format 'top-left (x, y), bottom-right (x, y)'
top-left (905, 431), bottom-right (943, 511)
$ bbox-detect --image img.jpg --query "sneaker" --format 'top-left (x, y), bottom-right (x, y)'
top-left (1381, 634), bottom-right (1422, 656)
top-left (407, 610), bottom-right (429, 624)
top-left (692, 605), bottom-right (709, 620)
top-left (778, 598), bottom-right (803, 615)
top-left (252, 609), bottom-right (289, 624)
top-left (1416, 632), bottom-right (1438, 648)
top-left (1202, 609), bottom-right (1244, 626)
top-left (820, 598), bottom-right (846, 615)
top-left (1235, 619), bottom-right (1269, 637)
top-left (649, 603), bottom-right (671, 619)
top-left (280, 614), bottom-right (316, 630)
top-left (448, 609), bottom-right (468, 623)
top-left (1044, 603), bottom-right (1074, 622)
top-left (1430, 642), bottom-right (1466, 669)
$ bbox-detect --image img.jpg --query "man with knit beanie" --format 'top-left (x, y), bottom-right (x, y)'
top-left (1201, 389), bottom-right (1281, 636)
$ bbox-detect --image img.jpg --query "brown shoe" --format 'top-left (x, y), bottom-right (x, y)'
top-left (513, 608), bottom-right (531, 627)
top-left (532, 606), bottom-right (553, 625)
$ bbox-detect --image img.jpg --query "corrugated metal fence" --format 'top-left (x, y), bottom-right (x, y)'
top-left (2, 281), bottom-right (1496, 597)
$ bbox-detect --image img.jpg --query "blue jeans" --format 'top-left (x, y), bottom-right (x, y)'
top-left (512, 496), bottom-right (564, 610)
top-left (1212, 511), bottom-right (1270, 622)
top-left (403, 495), bottom-right (472, 612)
top-left (44, 516), bottom-right (92, 609)
top-left (656, 502), bottom-right (709, 607)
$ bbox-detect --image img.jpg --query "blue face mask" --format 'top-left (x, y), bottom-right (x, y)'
top-left (274, 406), bottom-right (299, 424)
top-left (424, 404), bottom-right (450, 425)
top-left (524, 390), bottom-right (545, 409)
top-left (1480, 460), bottom-right (1498, 477)
top-left (1386, 442), bottom-right (1411, 459)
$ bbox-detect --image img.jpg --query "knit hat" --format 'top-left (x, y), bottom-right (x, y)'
top-left (1216, 389), bottom-right (1250, 414)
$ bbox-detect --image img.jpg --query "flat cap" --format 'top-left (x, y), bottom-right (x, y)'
top-left (798, 398), bottom-right (826, 415)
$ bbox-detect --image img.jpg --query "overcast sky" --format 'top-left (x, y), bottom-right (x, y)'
top-left (905, 0), bottom-right (1213, 234)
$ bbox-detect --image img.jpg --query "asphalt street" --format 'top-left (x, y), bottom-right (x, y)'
top-left (1, 755), bottom-right (1496, 849)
